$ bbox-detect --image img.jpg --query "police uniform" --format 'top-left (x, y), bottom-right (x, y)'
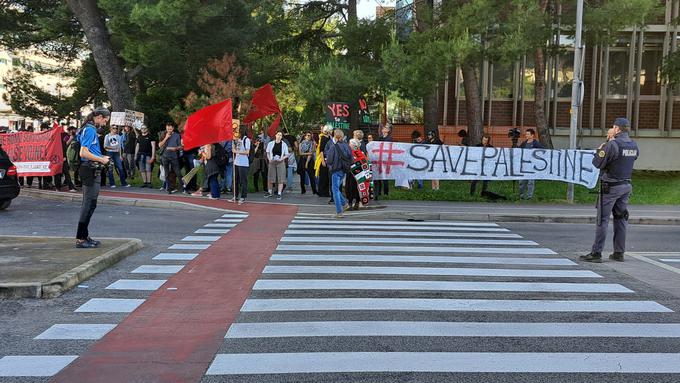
top-left (581, 118), bottom-right (639, 262)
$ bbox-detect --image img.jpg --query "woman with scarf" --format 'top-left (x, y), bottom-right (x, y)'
top-left (314, 124), bottom-right (333, 198)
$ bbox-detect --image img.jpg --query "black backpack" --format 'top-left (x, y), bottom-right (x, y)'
top-left (67, 129), bottom-right (83, 170)
top-left (213, 143), bottom-right (228, 167)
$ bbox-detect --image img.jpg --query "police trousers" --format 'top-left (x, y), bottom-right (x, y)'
top-left (76, 163), bottom-right (102, 240)
top-left (592, 182), bottom-right (632, 253)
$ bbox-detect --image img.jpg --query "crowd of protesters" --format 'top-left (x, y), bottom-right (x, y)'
top-left (3, 116), bottom-right (546, 208)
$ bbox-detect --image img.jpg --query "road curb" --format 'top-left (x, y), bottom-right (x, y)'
top-left (0, 237), bottom-right (143, 299)
top-left (19, 188), bottom-right (230, 213)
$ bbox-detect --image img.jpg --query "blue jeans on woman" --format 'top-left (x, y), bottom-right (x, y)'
top-left (331, 170), bottom-right (347, 214)
top-left (106, 151), bottom-right (128, 187)
top-left (209, 174), bottom-right (220, 198)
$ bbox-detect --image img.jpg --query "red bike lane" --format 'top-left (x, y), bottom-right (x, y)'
top-left (51, 192), bottom-right (298, 383)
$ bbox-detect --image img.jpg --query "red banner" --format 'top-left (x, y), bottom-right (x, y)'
top-left (0, 128), bottom-right (64, 176)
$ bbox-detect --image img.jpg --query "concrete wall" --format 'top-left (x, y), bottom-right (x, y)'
top-left (552, 136), bottom-right (680, 171)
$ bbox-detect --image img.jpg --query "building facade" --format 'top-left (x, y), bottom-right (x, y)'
top-left (434, 1), bottom-right (680, 170)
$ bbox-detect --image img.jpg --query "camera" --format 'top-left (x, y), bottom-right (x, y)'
top-left (507, 128), bottom-right (521, 139)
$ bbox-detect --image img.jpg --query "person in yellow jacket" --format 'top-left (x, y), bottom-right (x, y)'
top-left (314, 124), bottom-right (333, 198)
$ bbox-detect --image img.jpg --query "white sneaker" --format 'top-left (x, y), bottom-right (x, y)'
top-left (238, 198), bottom-right (245, 205)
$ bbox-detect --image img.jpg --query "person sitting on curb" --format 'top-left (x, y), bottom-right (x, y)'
top-left (324, 129), bottom-right (352, 218)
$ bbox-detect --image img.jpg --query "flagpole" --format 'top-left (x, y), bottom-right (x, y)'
top-left (279, 112), bottom-right (289, 134)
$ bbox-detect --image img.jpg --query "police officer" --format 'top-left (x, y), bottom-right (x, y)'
top-left (580, 117), bottom-right (639, 263)
top-left (75, 107), bottom-right (111, 248)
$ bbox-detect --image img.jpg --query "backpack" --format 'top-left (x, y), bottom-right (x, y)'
top-left (213, 143), bottom-right (228, 167)
top-left (67, 130), bottom-right (82, 170)
top-left (335, 142), bottom-right (353, 173)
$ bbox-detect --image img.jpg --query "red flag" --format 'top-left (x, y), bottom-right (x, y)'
top-left (182, 99), bottom-right (233, 150)
top-left (267, 114), bottom-right (282, 138)
top-left (243, 84), bottom-right (280, 123)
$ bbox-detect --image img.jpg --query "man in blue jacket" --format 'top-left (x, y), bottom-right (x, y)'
top-left (324, 129), bottom-right (352, 218)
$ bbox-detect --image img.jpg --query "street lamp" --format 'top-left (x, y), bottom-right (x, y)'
top-left (567, 0), bottom-right (584, 203)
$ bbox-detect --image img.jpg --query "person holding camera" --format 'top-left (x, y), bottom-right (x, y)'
top-left (518, 129), bottom-right (545, 200)
top-left (580, 118), bottom-right (639, 263)
top-left (75, 107), bottom-right (111, 248)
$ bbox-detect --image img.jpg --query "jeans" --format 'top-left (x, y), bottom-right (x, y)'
top-left (208, 174), bottom-right (220, 198)
top-left (331, 170), bottom-right (347, 214)
top-left (162, 157), bottom-right (181, 191)
top-left (221, 163), bottom-right (233, 190)
top-left (287, 166), bottom-right (295, 190)
top-left (519, 179), bottom-right (535, 199)
top-left (76, 164), bottom-right (101, 240)
top-left (235, 165), bottom-right (249, 199)
top-left (123, 153), bottom-right (136, 178)
top-left (107, 151), bottom-right (127, 186)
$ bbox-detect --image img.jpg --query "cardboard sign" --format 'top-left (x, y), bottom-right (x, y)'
top-left (110, 112), bottom-right (126, 126)
top-left (325, 101), bottom-right (350, 130)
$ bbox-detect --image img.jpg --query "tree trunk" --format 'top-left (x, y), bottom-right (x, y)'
top-left (423, 86), bottom-right (439, 135)
top-left (534, 0), bottom-right (553, 148)
top-left (65, 0), bottom-right (133, 111)
top-left (533, 47), bottom-right (553, 148)
top-left (461, 62), bottom-right (483, 146)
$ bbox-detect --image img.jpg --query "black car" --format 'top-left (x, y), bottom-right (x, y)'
top-left (0, 145), bottom-right (20, 210)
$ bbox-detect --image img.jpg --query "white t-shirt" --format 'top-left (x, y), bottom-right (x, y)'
top-left (234, 137), bottom-right (251, 167)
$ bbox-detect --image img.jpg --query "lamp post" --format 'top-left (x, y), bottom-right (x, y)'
top-left (567, 0), bottom-right (584, 202)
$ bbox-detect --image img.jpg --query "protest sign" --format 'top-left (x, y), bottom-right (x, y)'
top-left (325, 101), bottom-right (351, 130)
top-left (110, 112), bottom-right (126, 126)
top-left (0, 128), bottom-right (64, 176)
top-left (124, 110), bottom-right (145, 129)
top-left (366, 141), bottom-right (600, 188)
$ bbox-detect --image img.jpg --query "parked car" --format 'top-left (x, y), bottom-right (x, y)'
top-left (0, 145), bottom-right (20, 210)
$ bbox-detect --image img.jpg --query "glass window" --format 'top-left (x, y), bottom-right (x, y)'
top-left (607, 50), bottom-right (629, 97)
top-left (556, 52), bottom-right (574, 98)
top-left (639, 48), bottom-right (662, 96)
top-left (491, 62), bottom-right (514, 99)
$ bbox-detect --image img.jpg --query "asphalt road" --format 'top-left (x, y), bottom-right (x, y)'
top-left (1, 196), bottom-right (680, 383)
top-left (0, 196), bottom-right (225, 383)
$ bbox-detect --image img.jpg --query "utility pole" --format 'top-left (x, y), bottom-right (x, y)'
top-left (567, 0), bottom-right (584, 203)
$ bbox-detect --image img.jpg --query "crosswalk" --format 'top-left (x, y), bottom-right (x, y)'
top-left (0, 212), bottom-right (249, 379)
top-left (205, 216), bottom-right (680, 380)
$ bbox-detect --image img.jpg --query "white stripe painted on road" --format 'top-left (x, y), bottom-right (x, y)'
top-left (241, 298), bottom-right (672, 313)
top-left (289, 224), bottom-right (509, 232)
top-left (270, 254), bottom-right (577, 266)
top-left (214, 219), bottom-right (243, 223)
top-left (277, 245), bottom-right (557, 255)
top-left (195, 229), bottom-right (230, 234)
top-left (263, 266), bottom-right (599, 278)
top-left (181, 235), bottom-right (220, 242)
top-left (75, 298), bottom-right (145, 313)
top-left (221, 214), bottom-right (248, 218)
top-left (281, 237), bottom-right (538, 246)
top-left (0, 356), bottom-right (78, 377)
top-left (153, 253), bottom-right (199, 261)
top-left (169, 244), bottom-right (210, 250)
top-left (292, 219), bottom-right (499, 227)
top-left (284, 230), bottom-right (522, 238)
top-left (253, 279), bottom-right (633, 293)
top-left (226, 322), bottom-right (680, 339)
top-left (106, 279), bottom-right (167, 290)
top-left (131, 265), bottom-right (184, 274)
top-left (660, 259), bottom-right (680, 263)
top-left (207, 352), bottom-right (680, 374)
top-left (204, 223), bottom-right (237, 228)
top-left (35, 324), bottom-right (117, 340)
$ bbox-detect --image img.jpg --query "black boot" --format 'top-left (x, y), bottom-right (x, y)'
top-left (579, 251), bottom-right (602, 263)
top-left (609, 252), bottom-right (625, 262)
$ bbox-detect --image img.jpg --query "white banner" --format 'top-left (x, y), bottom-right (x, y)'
top-left (366, 142), bottom-right (600, 189)
top-left (15, 161), bottom-right (52, 174)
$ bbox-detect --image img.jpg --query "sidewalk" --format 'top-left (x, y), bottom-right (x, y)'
top-left (18, 187), bottom-right (680, 225)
